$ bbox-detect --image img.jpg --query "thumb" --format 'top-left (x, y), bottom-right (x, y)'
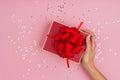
top-left (81, 35), bottom-right (91, 62)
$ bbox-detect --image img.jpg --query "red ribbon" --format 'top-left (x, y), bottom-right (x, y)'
top-left (54, 22), bottom-right (85, 68)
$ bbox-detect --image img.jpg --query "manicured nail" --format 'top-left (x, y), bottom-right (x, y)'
top-left (87, 35), bottom-right (91, 40)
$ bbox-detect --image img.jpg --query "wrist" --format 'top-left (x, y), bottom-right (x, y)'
top-left (82, 62), bottom-right (95, 71)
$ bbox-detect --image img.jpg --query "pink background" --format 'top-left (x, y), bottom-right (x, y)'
top-left (0, 0), bottom-right (120, 80)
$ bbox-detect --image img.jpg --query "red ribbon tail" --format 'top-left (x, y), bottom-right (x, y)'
top-left (66, 58), bottom-right (70, 68)
top-left (77, 22), bottom-right (83, 30)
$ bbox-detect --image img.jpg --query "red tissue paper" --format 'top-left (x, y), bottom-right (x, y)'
top-left (43, 21), bottom-right (86, 68)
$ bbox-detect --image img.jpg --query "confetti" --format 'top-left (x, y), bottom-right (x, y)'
top-left (27, 68), bottom-right (31, 71)
top-left (13, 42), bottom-right (16, 44)
top-left (16, 50), bottom-right (18, 53)
top-left (117, 20), bottom-right (120, 23)
top-left (25, 50), bottom-right (28, 52)
top-left (33, 40), bottom-right (37, 46)
top-left (100, 26), bottom-right (103, 29)
top-left (101, 57), bottom-right (104, 60)
top-left (92, 28), bottom-right (96, 32)
top-left (28, 60), bottom-right (31, 63)
top-left (26, 72), bottom-right (30, 75)
top-left (112, 21), bottom-right (116, 23)
top-left (20, 48), bottom-right (23, 52)
top-left (114, 52), bottom-right (118, 56)
top-left (17, 37), bottom-right (20, 40)
top-left (37, 64), bottom-right (41, 68)
top-left (22, 75), bottom-right (25, 78)
top-left (32, 52), bottom-right (36, 55)
top-left (105, 21), bottom-right (108, 24)
top-left (108, 48), bottom-right (112, 52)
top-left (97, 23), bottom-right (100, 26)
top-left (22, 57), bottom-right (26, 60)
top-left (10, 39), bottom-right (13, 42)
top-left (88, 21), bottom-right (91, 24)
top-left (8, 36), bottom-right (11, 38)
top-left (42, 59), bottom-right (46, 63)
top-left (94, 8), bottom-right (98, 10)
top-left (98, 60), bottom-right (101, 63)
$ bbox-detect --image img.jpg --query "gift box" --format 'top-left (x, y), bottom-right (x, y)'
top-left (43, 21), bottom-right (86, 68)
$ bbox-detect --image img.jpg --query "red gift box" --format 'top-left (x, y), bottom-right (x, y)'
top-left (43, 21), bottom-right (86, 68)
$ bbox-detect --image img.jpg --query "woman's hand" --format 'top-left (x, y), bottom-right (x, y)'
top-left (80, 30), bottom-right (107, 80)
top-left (81, 30), bottom-right (96, 68)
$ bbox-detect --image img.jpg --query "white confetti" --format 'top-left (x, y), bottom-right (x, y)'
top-left (32, 52), bottom-right (36, 55)
top-left (101, 57), bottom-right (104, 60)
top-left (29, 31), bottom-right (32, 33)
top-left (117, 20), bottom-right (120, 23)
top-left (92, 28), bottom-right (96, 32)
top-left (98, 60), bottom-right (101, 63)
top-left (98, 46), bottom-right (101, 49)
top-left (112, 21), bottom-right (116, 23)
top-left (98, 43), bottom-right (102, 46)
top-left (8, 36), bottom-right (11, 38)
top-left (94, 8), bottom-right (98, 10)
top-left (98, 49), bottom-right (101, 51)
top-left (18, 46), bottom-right (21, 49)
top-left (96, 51), bottom-right (102, 57)
top-left (30, 48), bottom-right (33, 51)
top-left (13, 42), bottom-right (16, 44)
top-left (100, 26), bottom-right (103, 29)
top-left (30, 26), bottom-right (33, 30)
top-left (22, 57), bottom-right (26, 60)
top-left (20, 48), bottom-right (23, 51)
top-left (103, 38), bottom-right (106, 40)
top-left (37, 64), bottom-right (41, 68)
top-left (26, 72), bottom-right (30, 75)
top-left (97, 23), bottom-right (100, 26)
top-left (95, 56), bottom-right (98, 59)
top-left (27, 68), bottom-right (31, 71)
top-left (24, 46), bottom-right (27, 49)
top-left (12, 20), bottom-right (16, 24)
top-left (88, 21), bottom-right (91, 24)
top-left (97, 36), bottom-right (100, 39)
top-left (114, 52), bottom-right (118, 56)
top-left (16, 50), bottom-right (18, 53)
top-left (105, 21), bottom-right (108, 24)
top-left (22, 75), bottom-right (25, 78)
top-left (97, 32), bottom-right (100, 35)
top-left (28, 60), bottom-right (31, 63)
top-left (33, 40), bottom-right (37, 46)
top-left (42, 59), bottom-right (46, 63)
top-left (22, 54), bottom-right (26, 57)
top-left (17, 37), bottom-right (20, 40)
top-left (106, 36), bottom-right (109, 39)
top-left (23, 30), bottom-right (25, 33)
top-left (22, 35), bottom-right (25, 38)
top-left (108, 48), bottom-right (112, 52)
top-left (10, 39), bottom-right (13, 42)
top-left (12, 14), bottom-right (15, 19)
top-left (25, 50), bottom-right (28, 52)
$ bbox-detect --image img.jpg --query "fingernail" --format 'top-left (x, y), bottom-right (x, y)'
top-left (87, 35), bottom-right (91, 40)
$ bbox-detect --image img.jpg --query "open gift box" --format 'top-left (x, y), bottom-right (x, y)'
top-left (43, 21), bottom-right (87, 68)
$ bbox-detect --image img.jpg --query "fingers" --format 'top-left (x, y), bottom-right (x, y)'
top-left (91, 36), bottom-right (96, 51)
top-left (81, 29), bottom-right (96, 38)
top-left (81, 29), bottom-right (96, 51)
top-left (85, 35), bottom-right (91, 51)
top-left (81, 30), bottom-right (96, 49)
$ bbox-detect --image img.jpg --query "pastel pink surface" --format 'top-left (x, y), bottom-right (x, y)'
top-left (0, 0), bottom-right (120, 80)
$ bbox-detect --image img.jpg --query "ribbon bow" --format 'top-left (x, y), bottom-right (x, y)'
top-left (54, 22), bottom-right (85, 68)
